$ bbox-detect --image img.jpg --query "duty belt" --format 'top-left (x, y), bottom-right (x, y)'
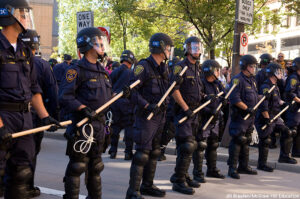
top-left (0, 102), bottom-right (31, 112)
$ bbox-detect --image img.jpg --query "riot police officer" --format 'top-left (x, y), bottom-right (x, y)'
top-left (227, 55), bottom-right (259, 179)
top-left (125, 33), bottom-right (173, 199)
top-left (49, 58), bottom-right (58, 70)
top-left (284, 57), bottom-right (300, 160)
top-left (59, 27), bottom-right (112, 199)
top-left (255, 53), bottom-right (273, 90)
top-left (21, 29), bottom-right (59, 197)
top-left (169, 36), bottom-right (203, 195)
top-left (255, 63), bottom-right (296, 172)
top-left (196, 60), bottom-right (226, 181)
top-left (53, 54), bottom-right (72, 88)
top-left (0, 0), bottom-right (60, 198)
top-left (109, 50), bottom-right (136, 160)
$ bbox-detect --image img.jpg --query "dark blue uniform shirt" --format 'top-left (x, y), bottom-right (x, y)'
top-left (53, 61), bottom-right (70, 87)
top-left (0, 31), bottom-right (41, 103)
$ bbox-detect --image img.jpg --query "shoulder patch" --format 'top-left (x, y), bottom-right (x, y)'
top-left (66, 69), bottom-right (78, 83)
top-left (233, 78), bottom-right (239, 85)
top-left (173, 65), bottom-right (182, 75)
top-left (134, 65), bottom-right (144, 76)
top-left (263, 88), bottom-right (269, 94)
top-left (291, 78), bottom-right (297, 86)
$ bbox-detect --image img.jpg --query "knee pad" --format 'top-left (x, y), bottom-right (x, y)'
top-left (281, 127), bottom-right (292, 138)
top-left (180, 141), bottom-right (196, 154)
top-left (67, 161), bottom-right (87, 176)
top-left (197, 140), bottom-right (207, 151)
top-left (133, 150), bottom-right (149, 166)
top-left (263, 137), bottom-right (271, 146)
top-left (90, 158), bottom-right (104, 175)
top-left (209, 141), bottom-right (219, 150)
top-left (234, 135), bottom-right (247, 145)
top-left (149, 148), bottom-right (161, 159)
top-left (291, 128), bottom-right (297, 138)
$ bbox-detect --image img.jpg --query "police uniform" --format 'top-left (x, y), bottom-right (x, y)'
top-left (53, 61), bottom-right (70, 88)
top-left (0, 31), bottom-right (42, 198)
top-left (285, 72), bottom-right (300, 158)
top-left (228, 72), bottom-right (259, 177)
top-left (126, 55), bottom-right (169, 198)
top-left (169, 57), bottom-right (203, 191)
top-left (198, 78), bottom-right (226, 178)
top-left (109, 63), bottom-right (135, 159)
top-left (59, 56), bottom-right (112, 199)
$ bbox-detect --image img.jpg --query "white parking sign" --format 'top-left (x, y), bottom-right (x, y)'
top-left (77, 11), bottom-right (94, 33)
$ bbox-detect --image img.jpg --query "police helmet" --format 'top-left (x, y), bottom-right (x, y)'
top-left (265, 63), bottom-right (283, 79)
top-left (149, 33), bottom-right (173, 54)
top-left (259, 53), bottom-right (272, 66)
top-left (183, 36), bottom-right (202, 56)
top-left (239, 54), bottom-right (257, 70)
top-left (112, 61), bottom-right (120, 70)
top-left (120, 50), bottom-right (136, 65)
top-left (0, 0), bottom-right (34, 32)
top-left (64, 54), bottom-right (72, 61)
top-left (76, 27), bottom-right (107, 54)
top-left (292, 57), bottom-right (300, 71)
top-left (202, 59), bottom-right (221, 77)
top-left (21, 29), bottom-right (40, 50)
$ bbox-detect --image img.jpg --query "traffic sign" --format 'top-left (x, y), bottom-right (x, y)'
top-left (240, 32), bottom-right (248, 55)
top-left (237, 0), bottom-right (254, 25)
top-left (77, 11), bottom-right (94, 33)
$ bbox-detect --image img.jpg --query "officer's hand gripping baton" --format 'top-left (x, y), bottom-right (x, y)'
top-left (147, 66), bottom-right (188, 120)
top-left (12, 120), bottom-right (72, 139)
top-left (178, 91), bottom-right (224, 124)
top-left (202, 83), bottom-right (238, 131)
top-left (244, 85), bottom-right (276, 120)
top-left (76, 80), bottom-right (141, 127)
top-left (261, 101), bottom-right (295, 130)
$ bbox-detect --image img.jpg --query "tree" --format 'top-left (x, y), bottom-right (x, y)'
top-left (283, 0), bottom-right (300, 14)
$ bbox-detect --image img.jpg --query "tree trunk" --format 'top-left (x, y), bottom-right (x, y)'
top-left (209, 48), bottom-right (215, 60)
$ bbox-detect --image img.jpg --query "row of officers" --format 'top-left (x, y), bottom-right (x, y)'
top-left (0, 1), bottom-right (300, 199)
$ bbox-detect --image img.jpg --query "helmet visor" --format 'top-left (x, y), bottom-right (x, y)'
top-left (190, 42), bottom-right (203, 55)
top-left (166, 46), bottom-right (174, 61)
top-left (12, 8), bottom-right (35, 30)
top-left (213, 68), bottom-right (221, 79)
top-left (275, 68), bottom-right (284, 79)
top-left (92, 35), bottom-right (110, 55)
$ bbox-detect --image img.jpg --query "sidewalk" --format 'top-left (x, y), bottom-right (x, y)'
top-left (44, 130), bottom-right (300, 174)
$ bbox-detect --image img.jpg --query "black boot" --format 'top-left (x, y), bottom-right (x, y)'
top-left (185, 174), bottom-right (200, 188)
top-left (238, 134), bottom-right (257, 175)
top-left (292, 130), bottom-right (300, 157)
top-left (279, 135), bottom-right (297, 164)
top-left (158, 147), bottom-right (166, 161)
top-left (205, 136), bottom-right (225, 179)
top-left (5, 166), bottom-right (32, 199)
top-left (108, 126), bottom-right (121, 159)
top-left (86, 158), bottom-right (104, 199)
top-left (140, 149), bottom-right (165, 197)
top-left (171, 140), bottom-right (196, 195)
top-left (28, 157), bottom-right (41, 198)
top-left (64, 159), bottom-right (87, 199)
top-left (227, 137), bottom-right (241, 179)
top-left (257, 137), bottom-right (274, 172)
top-left (126, 150), bottom-right (149, 199)
top-left (192, 140), bottom-right (206, 183)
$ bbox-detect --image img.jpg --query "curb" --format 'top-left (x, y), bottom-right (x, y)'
top-left (44, 132), bottom-right (300, 174)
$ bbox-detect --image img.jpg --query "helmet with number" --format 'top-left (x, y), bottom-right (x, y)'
top-left (292, 57), bottom-right (300, 71)
top-left (202, 59), bottom-right (221, 78)
top-left (149, 33), bottom-right (173, 55)
top-left (76, 27), bottom-right (109, 54)
top-left (265, 63), bottom-right (283, 79)
top-left (0, 0), bottom-right (35, 32)
top-left (20, 29), bottom-right (39, 50)
top-left (239, 54), bottom-right (257, 70)
top-left (259, 53), bottom-right (272, 66)
top-left (120, 50), bottom-right (136, 65)
top-left (183, 36), bottom-right (203, 59)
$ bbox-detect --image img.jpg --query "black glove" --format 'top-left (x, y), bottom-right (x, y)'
top-left (146, 104), bottom-right (160, 115)
top-left (0, 126), bottom-right (12, 150)
top-left (122, 85), bottom-right (131, 98)
top-left (221, 97), bottom-right (229, 107)
top-left (80, 107), bottom-right (96, 121)
top-left (184, 108), bottom-right (195, 119)
top-left (245, 107), bottom-right (256, 117)
top-left (42, 116), bottom-right (61, 132)
top-left (262, 117), bottom-right (271, 127)
top-left (205, 94), bottom-right (218, 103)
top-left (174, 75), bottom-right (183, 85)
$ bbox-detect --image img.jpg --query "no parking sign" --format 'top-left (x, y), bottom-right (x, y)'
top-left (240, 32), bottom-right (248, 55)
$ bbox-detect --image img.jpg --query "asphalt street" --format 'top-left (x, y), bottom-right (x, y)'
top-left (1, 137), bottom-right (299, 199)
